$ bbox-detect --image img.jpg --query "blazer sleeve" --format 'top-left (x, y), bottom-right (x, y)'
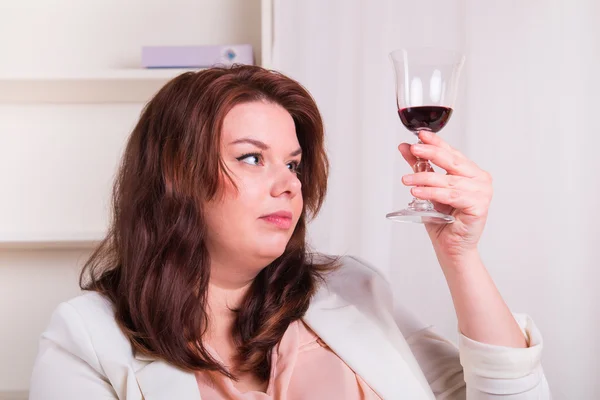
top-left (348, 256), bottom-right (552, 399)
top-left (29, 302), bottom-right (119, 400)
top-left (394, 301), bottom-right (551, 399)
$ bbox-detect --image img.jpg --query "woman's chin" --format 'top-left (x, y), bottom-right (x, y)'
top-left (249, 231), bottom-right (294, 263)
top-left (255, 242), bottom-right (288, 262)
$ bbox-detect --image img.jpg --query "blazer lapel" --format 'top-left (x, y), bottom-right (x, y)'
top-left (131, 275), bottom-right (434, 400)
top-left (134, 356), bottom-right (201, 400)
top-left (302, 289), bottom-right (434, 400)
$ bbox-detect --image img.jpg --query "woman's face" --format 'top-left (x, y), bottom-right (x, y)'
top-left (203, 101), bottom-right (303, 278)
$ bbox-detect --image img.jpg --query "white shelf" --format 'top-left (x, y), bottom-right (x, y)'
top-left (0, 68), bottom-right (205, 80)
top-left (0, 68), bottom-right (202, 104)
top-left (0, 391), bottom-right (28, 400)
top-left (0, 232), bottom-right (104, 249)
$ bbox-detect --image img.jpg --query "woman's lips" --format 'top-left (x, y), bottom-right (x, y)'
top-left (260, 211), bottom-right (293, 229)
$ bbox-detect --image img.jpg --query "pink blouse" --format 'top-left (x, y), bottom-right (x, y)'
top-left (195, 320), bottom-right (382, 399)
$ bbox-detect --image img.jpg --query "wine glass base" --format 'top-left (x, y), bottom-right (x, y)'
top-left (386, 209), bottom-right (455, 224)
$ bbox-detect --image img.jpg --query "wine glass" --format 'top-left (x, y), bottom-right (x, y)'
top-left (387, 47), bottom-right (465, 224)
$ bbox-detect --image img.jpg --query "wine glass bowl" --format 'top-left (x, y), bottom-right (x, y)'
top-left (387, 47), bottom-right (465, 224)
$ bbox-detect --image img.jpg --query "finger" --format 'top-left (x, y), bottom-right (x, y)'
top-left (410, 187), bottom-right (489, 217)
top-left (402, 172), bottom-right (483, 193)
top-left (410, 143), bottom-right (480, 178)
top-left (398, 143), bottom-right (418, 167)
top-left (415, 130), bottom-right (483, 177)
top-left (417, 130), bottom-right (454, 151)
top-left (399, 142), bottom-right (436, 173)
top-left (431, 201), bottom-right (454, 216)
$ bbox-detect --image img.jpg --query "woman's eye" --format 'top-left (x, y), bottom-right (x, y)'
top-left (287, 161), bottom-right (301, 173)
top-left (237, 153), bottom-right (300, 173)
top-left (238, 154), bottom-right (261, 166)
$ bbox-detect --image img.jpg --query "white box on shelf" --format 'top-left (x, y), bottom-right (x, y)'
top-left (142, 44), bottom-right (254, 68)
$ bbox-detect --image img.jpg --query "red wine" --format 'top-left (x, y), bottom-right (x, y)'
top-left (398, 106), bottom-right (453, 133)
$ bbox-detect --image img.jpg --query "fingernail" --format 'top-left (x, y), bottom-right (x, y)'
top-left (403, 175), bottom-right (413, 184)
top-left (419, 130), bottom-right (431, 138)
top-left (412, 187), bottom-right (423, 195)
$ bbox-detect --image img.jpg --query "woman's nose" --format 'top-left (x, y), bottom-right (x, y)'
top-left (270, 166), bottom-right (301, 198)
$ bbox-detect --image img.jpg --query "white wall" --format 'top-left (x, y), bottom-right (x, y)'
top-left (0, 0), bottom-right (262, 392)
top-left (273, 0), bottom-right (600, 398)
top-left (461, 2), bottom-right (600, 398)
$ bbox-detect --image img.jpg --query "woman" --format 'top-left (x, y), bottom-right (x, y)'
top-left (29, 65), bottom-right (550, 399)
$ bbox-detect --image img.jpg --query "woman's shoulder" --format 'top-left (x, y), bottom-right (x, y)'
top-left (312, 255), bottom-right (434, 340)
top-left (52, 291), bottom-right (121, 336)
top-left (40, 291), bottom-right (136, 371)
top-left (65, 290), bottom-right (115, 318)
top-left (31, 293), bottom-right (157, 398)
top-left (319, 254), bottom-right (391, 287)
top-left (313, 254), bottom-right (394, 309)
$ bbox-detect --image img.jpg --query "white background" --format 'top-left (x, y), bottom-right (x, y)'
top-left (1, 0), bottom-right (598, 398)
top-left (274, 1), bottom-right (599, 399)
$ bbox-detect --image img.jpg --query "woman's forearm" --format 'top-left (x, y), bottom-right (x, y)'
top-left (438, 251), bottom-right (528, 348)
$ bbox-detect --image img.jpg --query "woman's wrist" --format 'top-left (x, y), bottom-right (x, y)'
top-left (434, 247), bottom-right (482, 273)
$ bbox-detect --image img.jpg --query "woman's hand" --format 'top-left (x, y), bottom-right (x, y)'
top-left (398, 130), bottom-right (493, 263)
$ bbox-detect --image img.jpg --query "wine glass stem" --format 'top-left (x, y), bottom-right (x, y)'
top-left (409, 139), bottom-right (435, 212)
top-left (413, 139), bottom-right (432, 173)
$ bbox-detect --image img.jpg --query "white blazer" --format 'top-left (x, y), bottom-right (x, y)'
top-left (29, 256), bottom-right (551, 399)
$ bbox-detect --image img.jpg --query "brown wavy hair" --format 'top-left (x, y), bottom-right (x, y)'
top-left (79, 64), bottom-right (338, 381)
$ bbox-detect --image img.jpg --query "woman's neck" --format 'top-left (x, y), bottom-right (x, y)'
top-left (205, 264), bottom-right (256, 343)
top-left (207, 282), bottom-right (249, 332)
